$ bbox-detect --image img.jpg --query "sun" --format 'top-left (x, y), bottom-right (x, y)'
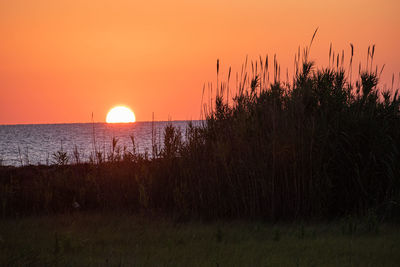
top-left (106, 106), bottom-right (136, 123)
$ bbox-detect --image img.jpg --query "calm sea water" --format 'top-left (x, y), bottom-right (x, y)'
top-left (0, 121), bottom-right (199, 166)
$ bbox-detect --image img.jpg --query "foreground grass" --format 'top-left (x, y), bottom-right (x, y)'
top-left (1, 213), bottom-right (399, 266)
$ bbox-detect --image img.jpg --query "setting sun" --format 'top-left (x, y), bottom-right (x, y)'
top-left (106, 106), bottom-right (136, 123)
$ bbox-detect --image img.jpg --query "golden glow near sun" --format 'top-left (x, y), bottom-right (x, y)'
top-left (106, 106), bottom-right (136, 123)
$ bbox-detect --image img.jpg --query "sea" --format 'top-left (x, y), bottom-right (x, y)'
top-left (0, 121), bottom-right (200, 166)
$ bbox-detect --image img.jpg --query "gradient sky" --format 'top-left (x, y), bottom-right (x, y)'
top-left (1, 0), bottom-right (399, 124)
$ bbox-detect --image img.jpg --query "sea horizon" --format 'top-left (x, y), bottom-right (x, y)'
top-left (0, 119), bottom-right (203, 127)
top-left (0, 121), bottom-right (201, 166)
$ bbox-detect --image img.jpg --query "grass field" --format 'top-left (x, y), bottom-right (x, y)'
top-left (1, 213), bottom-right (399, 266)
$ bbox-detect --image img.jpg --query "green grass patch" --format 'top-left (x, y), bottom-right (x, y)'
top-left (1, 213), bottom-right (399, 266)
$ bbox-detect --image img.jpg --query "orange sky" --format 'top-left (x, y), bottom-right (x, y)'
top-left (0, 0), bottom-right (399, 124)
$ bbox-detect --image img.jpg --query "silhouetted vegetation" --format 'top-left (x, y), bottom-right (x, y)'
top-left (1, 44), bottom-right (400, 221)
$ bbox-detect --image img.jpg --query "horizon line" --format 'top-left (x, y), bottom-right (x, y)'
top-left (0, 119), bottom-right (204, 126)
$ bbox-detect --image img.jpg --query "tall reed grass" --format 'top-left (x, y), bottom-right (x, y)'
top-left (1, 42), bottom-right (400, 221)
